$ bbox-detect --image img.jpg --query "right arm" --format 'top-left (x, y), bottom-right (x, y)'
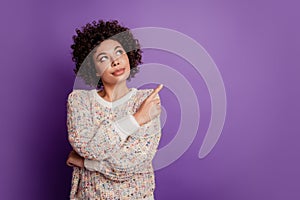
top-left (67, 90), bottom-right (139, 161)
top-left (84, 111), bottom-right (162, 181)
top-left (82, 85), bottom-right (163, 181)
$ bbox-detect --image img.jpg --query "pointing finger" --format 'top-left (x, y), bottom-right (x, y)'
top-left (148, 84), bottom-right (163, 100)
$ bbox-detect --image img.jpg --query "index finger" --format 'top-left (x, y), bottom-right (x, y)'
top-left (148, 84), bottom-right (163, 99)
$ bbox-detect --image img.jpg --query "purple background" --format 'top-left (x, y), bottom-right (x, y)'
top-left (1, 0), bottom-right (299, 199)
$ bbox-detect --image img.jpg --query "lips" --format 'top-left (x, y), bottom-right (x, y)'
top-left (112, 68), bottom-right (125, 76)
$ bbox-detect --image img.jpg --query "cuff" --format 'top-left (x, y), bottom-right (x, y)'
top-left (114, 115), bottom-right (141, 140)
top-left (84, 159), bottom-right (100, 172)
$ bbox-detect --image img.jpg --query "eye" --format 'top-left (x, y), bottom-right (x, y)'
top-left (99, 56), bottom-right (108, 63)
top-left (116, 49), bottom-right (124, 56)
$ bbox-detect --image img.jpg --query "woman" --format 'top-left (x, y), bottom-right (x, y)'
top-left (66, 20), bottom-right (163, 199)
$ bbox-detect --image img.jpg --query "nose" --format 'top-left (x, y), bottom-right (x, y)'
top-left (111, 57), bottom-right (120, 67)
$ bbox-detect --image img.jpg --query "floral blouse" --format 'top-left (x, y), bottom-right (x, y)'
top-left (66, 87), bottom-right (162, 199)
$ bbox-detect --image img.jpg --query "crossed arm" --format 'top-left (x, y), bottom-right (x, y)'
top-left (66, 89), bottom-right (162, 181)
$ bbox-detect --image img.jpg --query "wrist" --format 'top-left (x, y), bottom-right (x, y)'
top-left (80, 158), bottom-right (84, 168)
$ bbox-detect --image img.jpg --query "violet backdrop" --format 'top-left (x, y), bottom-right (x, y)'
top-left (0, 0), bottom-right (299, 199)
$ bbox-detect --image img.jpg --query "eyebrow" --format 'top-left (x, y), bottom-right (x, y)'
top-left (96, 45), bottom-right (122, 60)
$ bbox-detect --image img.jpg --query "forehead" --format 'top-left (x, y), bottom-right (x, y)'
top-left (95, 39), bottom-right (122, 53)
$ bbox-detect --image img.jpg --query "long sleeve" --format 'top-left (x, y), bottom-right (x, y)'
top-left (84, 91), bottom-right (162, 181)
top-left (67, 90), bottom-right (139, 161)
top-left (85, 115), bottom-right (161, 181)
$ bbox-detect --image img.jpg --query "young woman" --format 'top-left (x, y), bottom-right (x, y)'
top-left (66, 20), bottom-right (163, 199)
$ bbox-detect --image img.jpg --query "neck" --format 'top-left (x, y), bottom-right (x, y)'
top-left (99, 82), bottom-right (130, 102)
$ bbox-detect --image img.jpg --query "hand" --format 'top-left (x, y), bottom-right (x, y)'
top-left (133, 84), bottom-right (163, 126)
top-left (66, 150), bottom-right (84, 168)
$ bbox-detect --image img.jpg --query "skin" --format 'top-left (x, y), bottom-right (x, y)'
top-left (93, 39), bottom-right (132, 102)
top-left (66, 39), bottom-right (163, 169)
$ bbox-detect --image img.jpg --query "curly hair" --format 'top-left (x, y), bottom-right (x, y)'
top-left (70, 20), bottom-right (142, 89)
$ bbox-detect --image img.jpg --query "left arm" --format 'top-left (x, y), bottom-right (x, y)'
top-left (67, 115), bottom-right (161, 181)
top-left (68, 89), bottom-right (162, 181)
top-left (84, 114), bottom-right (161, 181)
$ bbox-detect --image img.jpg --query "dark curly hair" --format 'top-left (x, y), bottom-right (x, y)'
top-left (70, 20), bottom-right (142, 89)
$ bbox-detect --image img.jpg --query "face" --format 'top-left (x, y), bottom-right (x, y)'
top-left (93, 39), bottom-right (130, 86)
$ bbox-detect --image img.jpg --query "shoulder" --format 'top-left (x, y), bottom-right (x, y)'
top-left (67, 89), bottom-right (92, 104)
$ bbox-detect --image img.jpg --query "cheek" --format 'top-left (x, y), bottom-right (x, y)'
top-left (119, 53), bottom-right (128, 62)
top-left (122, 56), bottom-right (131, 69)
top-left (95, 63), bottom-right (110, 76)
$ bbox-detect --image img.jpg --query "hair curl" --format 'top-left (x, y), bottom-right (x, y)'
top-left (70, 20), bottom-right (142, 89)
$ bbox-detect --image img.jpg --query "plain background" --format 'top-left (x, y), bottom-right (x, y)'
top-left (0, 0), bottom-right (299, 199)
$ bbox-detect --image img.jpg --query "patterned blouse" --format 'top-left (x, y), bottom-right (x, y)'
top-left (66, 87), bottom-right (162, 199)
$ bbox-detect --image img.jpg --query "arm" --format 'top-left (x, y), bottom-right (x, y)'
top-left (83, 91), bottom-right (162, 181)
top-left (84, 115), bottom-right (161, 181)
top-left (67, 90), bottom-right (139, 161)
